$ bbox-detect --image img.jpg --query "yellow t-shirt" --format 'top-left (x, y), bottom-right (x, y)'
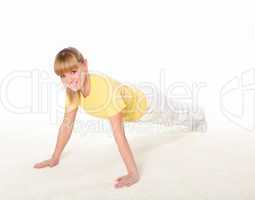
top-left (64, 72), bottom-right (149, 122)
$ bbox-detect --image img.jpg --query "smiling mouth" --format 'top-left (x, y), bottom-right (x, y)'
top-left (71, 81), bottom-right (78, 87)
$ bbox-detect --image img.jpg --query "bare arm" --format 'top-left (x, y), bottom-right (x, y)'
top-left (109, 112), bottom-right (139, 176)
top-left (51, 107), bottom-right (78, 159)
top-left (34, 106), bottom-right (78, 168)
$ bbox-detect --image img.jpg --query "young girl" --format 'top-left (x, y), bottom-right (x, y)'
top-left (34, 47), bottom-right (207, 189)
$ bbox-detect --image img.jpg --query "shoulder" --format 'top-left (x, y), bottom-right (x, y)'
top-left (90, 72), bottom-right (122, 88)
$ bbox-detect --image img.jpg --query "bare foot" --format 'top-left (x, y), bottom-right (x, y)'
top-left (33, 157), bottom-right (59, 169)
top-left (114, 173), bottom-right (140, 188)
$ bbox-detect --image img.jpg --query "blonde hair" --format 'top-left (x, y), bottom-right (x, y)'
top-left (54, 47), bottom-right (86, 104)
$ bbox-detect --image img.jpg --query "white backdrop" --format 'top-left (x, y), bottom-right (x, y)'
top-left (0, 0), bottom-right (254, 134)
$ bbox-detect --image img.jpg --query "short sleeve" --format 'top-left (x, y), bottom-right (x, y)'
top-left (64, 94), bottom-right (79, 112)
top-left (105, 85), bottom-right (127, 117)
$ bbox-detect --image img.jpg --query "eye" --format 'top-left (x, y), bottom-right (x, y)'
top-left (60, 74), bottom-right (65, 78)
top-left (71, 70), bottom-right (76, 74)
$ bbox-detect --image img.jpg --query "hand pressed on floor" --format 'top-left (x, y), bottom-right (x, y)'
top-left (114, 173), bottom-right (140, 188)
top-left (33, 157), bottom-right (59, 169)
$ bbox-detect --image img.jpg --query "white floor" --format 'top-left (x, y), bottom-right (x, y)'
top-left (1, 126), bottom-right (255, 200)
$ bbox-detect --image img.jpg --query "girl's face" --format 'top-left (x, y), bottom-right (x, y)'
top-left (60, 65), bottom-right (87, 92)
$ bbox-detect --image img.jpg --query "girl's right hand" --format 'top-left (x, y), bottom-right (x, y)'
top-left (33, 157), bottom-right (59, 169)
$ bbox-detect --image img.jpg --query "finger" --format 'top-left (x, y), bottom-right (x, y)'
top-left (35, 160), bottom-right (50, 168)
top-left (114, 182), bottom-right (120, 188)
top-left (115, 183), bottom-right (124, 188)
top-left (115, 180), bottom-right (124, 188)
top-left (49, 162), bottom-right (56, 167)
top-left (34, 162), bottom-right (47, 168)
top-left (126, 182), bottom-right (132, 187)
top-left (115, 177), bottom-right (123, 182)
top-left (118, 180), bottom-right (127, 187)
